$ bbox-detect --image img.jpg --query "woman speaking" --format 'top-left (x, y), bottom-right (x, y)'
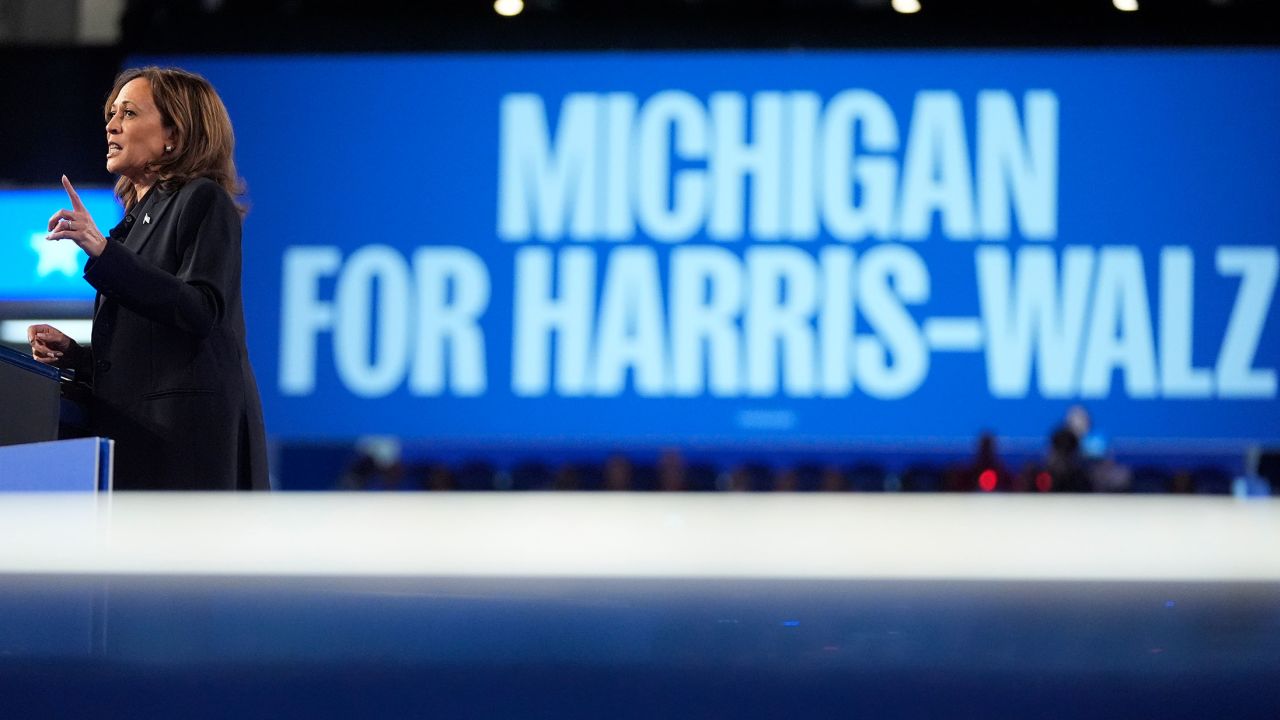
top-left (27, 66), bottom-right (268, 491)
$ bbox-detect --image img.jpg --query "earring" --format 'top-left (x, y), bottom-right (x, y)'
top-left (164, 145), bottom-right (173, 152)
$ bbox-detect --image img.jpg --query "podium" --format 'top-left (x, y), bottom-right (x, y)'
top-left (0, 343), bottom-right (62, 446)
top-left (0, 345), bottom-right (112, 492)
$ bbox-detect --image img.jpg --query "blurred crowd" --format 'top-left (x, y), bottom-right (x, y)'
top-left (335, 406), bottom-right (1267, 496)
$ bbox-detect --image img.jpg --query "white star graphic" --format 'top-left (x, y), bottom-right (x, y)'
top-left (30, 232), bottom-right (82, 278)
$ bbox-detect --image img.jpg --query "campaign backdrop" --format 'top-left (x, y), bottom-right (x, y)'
top-left (139, 50), bottom-right (1279, 449)
top-left (0, 190), bottom-right (122, 301)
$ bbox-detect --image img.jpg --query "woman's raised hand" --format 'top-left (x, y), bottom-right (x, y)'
top-left (46, 175), bottom-right (107, 258)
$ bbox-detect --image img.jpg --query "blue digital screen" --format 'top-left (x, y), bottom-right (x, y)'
top-left (0, 189), bottom-right (123, 301)
top-left (135, 50), bottom-right (1280, 448)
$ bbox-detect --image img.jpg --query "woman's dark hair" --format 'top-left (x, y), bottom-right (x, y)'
top-left (104, 66), bottom-right (246, 214)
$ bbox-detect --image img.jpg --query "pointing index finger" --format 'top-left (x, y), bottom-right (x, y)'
top-left (61, 175), bottom-right (87, 212)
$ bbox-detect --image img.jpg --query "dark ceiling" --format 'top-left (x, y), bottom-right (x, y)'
top-left (117, 0), bottom-right (1279, 53)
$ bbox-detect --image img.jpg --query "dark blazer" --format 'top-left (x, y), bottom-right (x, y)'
top-left (67, 177), bottom-right (268, 490)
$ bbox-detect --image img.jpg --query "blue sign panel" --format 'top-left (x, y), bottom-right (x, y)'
top-left (146, 50), bottom-right (1280, 448)
top-left (0, 437), bottom-right (112, 492)
top-left (0, 189), bottom-right (122, 301)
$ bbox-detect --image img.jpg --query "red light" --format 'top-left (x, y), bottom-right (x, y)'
top-left (1035, 472), bottom-right (1053, 492)
top-left (978, 469), bottom-right (997, 492)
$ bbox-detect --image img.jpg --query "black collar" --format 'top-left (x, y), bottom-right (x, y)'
top-left (108, 185), bottom-right (165, 242)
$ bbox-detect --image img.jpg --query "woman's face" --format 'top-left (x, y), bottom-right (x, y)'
top-left (105, 78), bottom-right (172, 182)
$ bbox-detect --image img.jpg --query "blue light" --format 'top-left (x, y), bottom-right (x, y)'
top-left (0, 188), bottom-right (122, 301)
top-left (782, 620), bottom-right (800, 627)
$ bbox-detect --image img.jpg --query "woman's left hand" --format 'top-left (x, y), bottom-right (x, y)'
top-left (46, 175), bottom-right (107, 258)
